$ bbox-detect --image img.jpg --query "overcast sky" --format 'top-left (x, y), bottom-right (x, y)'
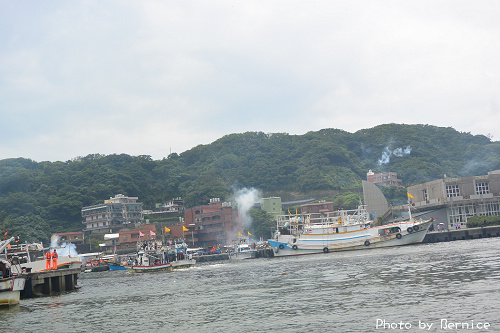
top-left (1, 1), bottom-right (499, 162)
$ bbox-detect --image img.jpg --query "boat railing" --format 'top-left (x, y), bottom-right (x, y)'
top-left (276, 206), bottom-right (371, 231)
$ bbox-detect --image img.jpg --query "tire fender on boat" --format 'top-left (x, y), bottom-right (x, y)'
top-left (323, 247), bottom-right (329, 253)
top-left (292, 245), bottom-right (298, 250)
top-left (364, 240), bottom-right (370, 246)
top-left (407, 227), bottom-right (413, 233)
top-left (278, 244), bottom-right (285, 250)
top-left (413, 225), bottom-right (420, 231)
top-left (396, 233), bottom-right (402, 239)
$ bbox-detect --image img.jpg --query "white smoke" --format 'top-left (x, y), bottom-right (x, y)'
top-left (50, 235), bottom-right (79, 257)
top-left (234, 187), bottom-right (261, 229)
top-left (377, 146), bottom-right (412, 166)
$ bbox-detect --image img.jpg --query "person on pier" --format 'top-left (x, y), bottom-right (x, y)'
top-left (45, 249), bottom-right (52, 270)
top-left (52, 249), bottom-right (58, 270)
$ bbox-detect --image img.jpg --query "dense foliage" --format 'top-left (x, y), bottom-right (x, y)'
top-left (1, 124), bottom-right (499, 244)
top-left (466, 215), bottom-right (500, 228)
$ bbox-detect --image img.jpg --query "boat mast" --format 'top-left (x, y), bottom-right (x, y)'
top-left (407, 202), bottom-right (413, 223)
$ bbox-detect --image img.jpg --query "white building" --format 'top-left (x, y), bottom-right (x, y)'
top-left (81, 194), bottom-right (143, 232)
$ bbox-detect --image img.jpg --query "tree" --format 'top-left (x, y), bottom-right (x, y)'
top-left (248, 209), bottom-right (275, 240)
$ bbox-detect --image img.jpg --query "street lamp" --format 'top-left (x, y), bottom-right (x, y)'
top-left (189, 224), bottom-right (195, 246)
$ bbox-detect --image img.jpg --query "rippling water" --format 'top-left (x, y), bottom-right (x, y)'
top-left (2, 238), bottom-right (500, 332)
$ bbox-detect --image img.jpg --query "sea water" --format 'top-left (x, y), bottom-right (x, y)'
top-left (1, 237), bottom-right (499, 332)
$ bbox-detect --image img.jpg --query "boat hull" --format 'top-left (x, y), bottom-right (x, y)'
top-left (269, 220), bottom-right (433, 257)
top-left (0, 276), bottom-right (26, 306)
top-left (230, 251), bottom-right (257, 260)
top-left (126, 259), bottom-right (195, 273)
top-left (108, 263), bottom-right (126, 271)
top-left (127, 263), bottom-right (173, 273)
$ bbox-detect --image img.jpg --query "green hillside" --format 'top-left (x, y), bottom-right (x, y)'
top-left (1, 123), bottom-right (499, 243)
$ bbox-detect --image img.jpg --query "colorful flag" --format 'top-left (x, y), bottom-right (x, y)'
top-left (139, 231), bottom-right (145, 237)
top-left (248, 231), bottom-right (252, 236)
top-left (238, 232), bottom-right (243, 237)
top-left (407, 192), bottom-right (414, 199)
top-left (150, 230), bottom-right (156, 236)
top-left (182, 225), bottom-right (189, 231)
top-left (210, 245), bottom-right (217, 252)
top-left (165, 227), bottom-right (171, 232)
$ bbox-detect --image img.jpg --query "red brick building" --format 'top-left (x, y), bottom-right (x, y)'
top-left (366, 170), bottom-right (403, 188)
top-left (118, 224), bottom-right (157, 250)
top-left (184, 198), bottom-right (239, 247)
top-left (300, 201), bottom-right (334, 214)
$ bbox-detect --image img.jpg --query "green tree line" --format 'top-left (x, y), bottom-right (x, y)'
top-left (1, 124), bottom-right (499, 244)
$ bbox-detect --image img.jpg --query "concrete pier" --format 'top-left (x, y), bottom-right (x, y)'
top-left (423, 226), bottom-right (500, 243)
top-left (255, 248), bottom-right (274, 258)
top-left (21, 268), bottom-right (81, 299)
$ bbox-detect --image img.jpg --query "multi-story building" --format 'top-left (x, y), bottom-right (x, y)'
top-left (184, 198), bottom-right (239, 247)
top-left (155, 197), bottom-right (185, 213)
top-left (260, 197), bottom-right (283, 216)
top-left (367, 170), bottom-right (403, 188)
top-left (81, 194), bottom-right (143, 233)
top-left (300, 201), bottom-right (334, 215)
top-left (407, 170), bottom-right (500, 230)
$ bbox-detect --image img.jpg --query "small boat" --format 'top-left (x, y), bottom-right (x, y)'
top-left (107, 262), bottom-right (126, 271)
top-left (1, 237), bottom-right (27, 306)
top-left (127, 243), bottom-right (195, 273)
top-left (268, 205), bottom-right (433, 257)
top-left (230, 244), bottom-right (257, 260)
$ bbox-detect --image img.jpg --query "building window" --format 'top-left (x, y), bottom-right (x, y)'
top-left (446, 185), bottom-right (460, 198)
top-left (475, 182), bottom-right (489, 195)
top-left (423, 189), bottom-right (428, 201)
top-left (478, 202), bottom-right (500, 216)
top-left (448, 204), bottom-right (476, 226)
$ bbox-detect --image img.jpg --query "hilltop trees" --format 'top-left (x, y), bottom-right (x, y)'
top-left (1, 124), bottom-right (499, 244)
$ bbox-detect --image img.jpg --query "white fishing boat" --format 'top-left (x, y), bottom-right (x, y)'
top-left (230, 244), bottom-right (257, 260)
top-left (1, 237), bottom-right (27, 306)
top-left (268, 205), bottom-right (433, 257)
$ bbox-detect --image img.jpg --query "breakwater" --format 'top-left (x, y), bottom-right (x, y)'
top-left (21, 267), bottom-right (81, 299)
top-left (423, 225), bottom-right (500, 243)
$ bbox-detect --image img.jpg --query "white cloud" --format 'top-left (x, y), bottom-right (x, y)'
top-left (1, 1), bottom-right (500, 161)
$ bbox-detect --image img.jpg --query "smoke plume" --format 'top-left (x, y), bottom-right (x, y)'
top-left (377, 146), bottom-right (412, 166)
top-left (50, 235), bottom-right (79, 257)
top-left (234, 187), bottom-right (261, 229)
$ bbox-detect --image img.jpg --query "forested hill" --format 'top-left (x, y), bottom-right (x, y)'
top-left (1, 123), bottom-right (500, 243)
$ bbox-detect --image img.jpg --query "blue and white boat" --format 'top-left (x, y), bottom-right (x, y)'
top-left (268, 205), bottom-right (433, 257)
top-left (107, 262), bottom-right (127, 271)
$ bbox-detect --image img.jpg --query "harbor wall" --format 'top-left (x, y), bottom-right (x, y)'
top-left (21, 268), bottom-right (81, 299)
top-left (423, 226), bottom-right (500, 243)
